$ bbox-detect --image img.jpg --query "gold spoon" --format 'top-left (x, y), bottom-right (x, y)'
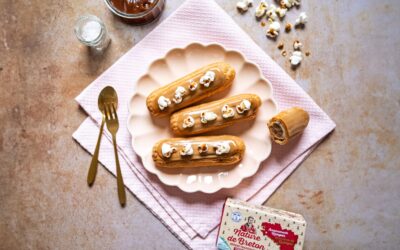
top-left (87, 86), bottom-right (117, 186)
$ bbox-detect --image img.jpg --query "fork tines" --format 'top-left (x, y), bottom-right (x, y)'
top-left (104, 103), bottom-right (117, 120)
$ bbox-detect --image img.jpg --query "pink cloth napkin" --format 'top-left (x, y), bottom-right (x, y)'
top-left (73, 0), bottom-right (335, 248)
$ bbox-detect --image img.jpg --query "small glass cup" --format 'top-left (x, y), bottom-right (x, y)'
top-left (74, 15), bottom-right (111, 52)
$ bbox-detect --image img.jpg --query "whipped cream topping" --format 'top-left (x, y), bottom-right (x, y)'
top-left (161, 143), bottom-right (176, 158)
top-left (182, 116), bottom-right (195, 129)
top-left (188, 80), bottom-right (198, 91)
top-left (180, 143), bottom-right (194, 156)
top-left (295, 12), bottom-right (308, 26)
top-left (215, 141), bottom-right (231, 155)
top-left (221, 104), bottom-right (235, 119)
top-left (172, 86), bottom-right (186, 104)
top-left (236, 0), bottom-right (253, 12)
top-left (255, 0), bottom-right (268, 18)
top-left (198, 144), bottom-right (209, 154)
top-left (200, 111), bottom-right (218, 124)
top-left (290, 51), bottom-right (303, 66)
top-left (158, 96), bottom-right (171, 110)
top-left (266, 21), bottom-right (281, 38)
top-left (199, 71), bottom-right (216, 88)
top-left (236, 99), bottom-right (252, 114)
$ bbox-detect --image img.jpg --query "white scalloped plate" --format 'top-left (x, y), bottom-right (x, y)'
top-left (127, 43), bottom-right (277, 193)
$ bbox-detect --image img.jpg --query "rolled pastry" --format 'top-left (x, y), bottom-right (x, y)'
top-left (152, 135), bottom-right (245, 168)
top-left (170, 94), bottom-right (262, 136)
top-left (146, 62), bottom-right (236, 117)
top-left (267, 107), bottom-right (310, 145)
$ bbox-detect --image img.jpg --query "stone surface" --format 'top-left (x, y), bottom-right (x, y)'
top-left (0, 0), bottom-right (399, 249)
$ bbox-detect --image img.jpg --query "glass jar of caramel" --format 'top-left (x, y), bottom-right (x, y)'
top-left (104, 0), bottom-right (165, 25)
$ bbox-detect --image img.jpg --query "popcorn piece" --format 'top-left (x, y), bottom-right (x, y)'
top-left (161, 143), bottom-right (176, 158)
top-left (280, 0), bottom-right (301, 9)
top-left (275, 7), bottom-right (287, 18)
top-left (221, 104), bottom-right (235, 119)
top-left (305, 51), bottom-right (311, 56)
top-left (290, 51), bottom-right (303, 66)
top-left (188, 80), bottom-right (198, 91)
top-left (255, 0), bottom-right (268, 18)
top-left (215, 142), bottom-right (231, 155)
top-left (180, 143), bottom-right (194, 156)
top-left (285, 23), bottom-right (292, 32)
top-left (266, 4), bottom-right (278, 21)
top-left (199, 71), bottom-right (216, 88)
top-left (295, 12), bottom-right (308, 26)
top-left (293, 40), bottom-right (303, 50)
top-left (200, 111), bottom-right (218, 124)
top-left (277, 42), bottom-right (284, 50)
top-left (236, 99), bottom-right (252, 114)
top-left (172, 86), bottom-right (186, 104)
top-left (198, 144), bottom-right (209, 154)
top-left (281, 50), bottom-right (287, 57)
top-left (237, 0), bottom-right (253, 13)
top-left (182, 116), bottom-right (195, 128)
top-left (157, 96), bottom-right (171, 110)
top-left (266, 21), bottom-right (281, 38)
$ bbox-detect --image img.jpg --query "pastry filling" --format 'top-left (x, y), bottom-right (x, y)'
top-left (182, 116), bottom-right (195, 128)
top-left (271, 121), bottom-right (287, 141)
top-left (215, 142), bottom-right (231, 155)
top-left (172, 86), bottom-right (186, 104)
top-left (236, 99), bottom-right (252, 114)
top-left (198, 144), bottom-right (209, 154)
top-left (221, 104), bottom-right (235, 119)
top-left (161, 143), bottom-right (176, 158)
top-left (158, 96), bottom-right (171, 110)
top-left (199, 71), bottom-right (216, 88)
top-left (200, 111), bottom-right (218, 124)
top-left (180, 143), bottom-right (194, 156)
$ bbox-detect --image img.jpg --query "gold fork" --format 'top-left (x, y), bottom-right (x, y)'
top-left (104, 101), bottom-right (126, 206)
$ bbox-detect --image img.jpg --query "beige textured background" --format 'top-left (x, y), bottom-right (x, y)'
top-left (0, 0), bottom-right (399, 249)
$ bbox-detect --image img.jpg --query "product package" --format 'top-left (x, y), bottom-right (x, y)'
top-left (217, 198), bottom-right (306, 250)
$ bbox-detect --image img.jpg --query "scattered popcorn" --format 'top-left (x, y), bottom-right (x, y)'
top-left (280, 0), bottom-right (301, 9)
top-left (237, 0), bottom-right (253, 13)
top-left (255, 0), bottom-right (268, 18)
top-left (290, 51), bottom-right (303, 66)
top-left (261, 21), bottom-right (266, 27)
top-left (293, 40), bottom-right (303, 50)
top-left (276, 7), bottom-right (287, 18)
top-left (295, 12), bottom-right (308, 26)
top-left (305, 51), bottom-right (311, 56)
top-left (266, 4), bottom-right (278, 21)
top-left (281, 50), bottom-right (287, 56)
top-left (266, 21), bottom-right (281, 38)
top-left (277, 42), bottom-right (284, 50)
top-left (285, 23), bottom-right (292, 32)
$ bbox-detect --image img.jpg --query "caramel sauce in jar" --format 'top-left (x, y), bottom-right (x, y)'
top-left (105, 0), bottom-right (165, 24)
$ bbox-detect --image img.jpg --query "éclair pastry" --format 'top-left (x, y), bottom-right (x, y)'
top-left (267, 107), bottom-right (310, 145)
top-left (152, 135), bottom-right (245, 168)
top-left (170, 94), bottom-right (262, 136)
top-left (146, 62), bottom-right (236, 117)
